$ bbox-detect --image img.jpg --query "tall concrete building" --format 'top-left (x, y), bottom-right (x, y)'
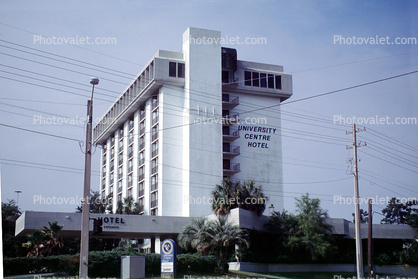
top-left (93, 27), bottom-right (292, 217)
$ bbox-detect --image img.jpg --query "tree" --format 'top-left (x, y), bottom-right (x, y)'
top-left (211, 178), bottom-right (268, 216)
top-left (352, 209), bottom-right (369, 223)
top-left (380, 197), bottom-right (417, 225)
top-left (113, 238), bottom-right (140, 253)
top-left (211, 178), bottom-right (238, 215)
top-left (178, 217), bottom-right (210, 255)
top-left (2, 199), bottom-right (26, 257)
top-left (178, 216), bottom-right (249, 274)
top-left (266, 194), bottom-right (335, 262)
top-left (22, 221), bottom-right (64, 257)
top-left (76, 190), bottom-right (111, 213)
top-left (235, 180), bottom-right (268, 216)
top-left (286, 194), bottom-right (334, 261)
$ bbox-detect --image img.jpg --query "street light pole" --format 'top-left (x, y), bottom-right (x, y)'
top-left (79, 77), bottom-right (99, 279)
top-left (15, 190), bottom-right (22, 207)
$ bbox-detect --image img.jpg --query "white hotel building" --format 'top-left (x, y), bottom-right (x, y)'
top-left (93, 27), bottom-right (292, 217)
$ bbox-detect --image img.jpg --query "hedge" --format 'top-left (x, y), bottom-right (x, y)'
top-left (4, 252), bottom-right (217, 277)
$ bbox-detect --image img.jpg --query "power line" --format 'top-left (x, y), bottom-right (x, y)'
top-left (0, 122), bottom-right (81, 142)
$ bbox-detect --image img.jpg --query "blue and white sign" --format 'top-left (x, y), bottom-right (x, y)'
top-left (161, 239), bottom-right (176, 275)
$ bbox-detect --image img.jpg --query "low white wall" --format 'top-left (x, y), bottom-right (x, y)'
top-left (229, 262), bottom-right (418, 277)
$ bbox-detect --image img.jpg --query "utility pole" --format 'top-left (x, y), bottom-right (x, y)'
top-left (346, 123), bottom-right (366, 279)
top-left (368, 199), bottom-right (373, 279)
top-left (79, 77), bottom-right (99, 279)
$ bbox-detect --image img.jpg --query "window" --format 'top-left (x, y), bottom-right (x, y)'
top-left (118, 193), bottom-right (122, 202)
top-left (118, 166), bottom-right (123, 180)
top-left (169, 62), bottom-right (185, 78)
top-left (222, 71), bottom-right (229, 83)
top-left (244, 71), bottom-right (251, 86)
top-left (260, 73), bottom-right (267, 88)
top-left (275, 75), bottom-right (282, 89)
top-left (138, 182), bottom-right (144, 197)
top-left (151, 175), bottom-right (158, 191)
top-left (152, 158), bottom-right (158, 174)
top-left (128, 159), bottom-right (133, 173)
top-left (139, 151), bottom-right (144, 166)
top-left (178, 63), bottom-right (185, 78)
top-left (268, 74), bottom-right (274, 89)
top-left (252, 72), bottom-right (259, 87)
top-left (151, 192), bottom-right (158, 208)
top-left (169, 62), bottom-right (176, 77)
top-left (152, 142), bottom-right (158, 158)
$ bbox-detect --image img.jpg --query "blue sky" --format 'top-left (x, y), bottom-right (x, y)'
top-left (0, 0), bottom-right (417, 222)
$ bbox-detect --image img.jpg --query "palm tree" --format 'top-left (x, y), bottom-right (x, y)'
top-left (123, 196), bottom-right (135, 214)
top-left (177, 217), bottom-right (210, 255)
top-left (211, 178), bottom-right (238, 215)
top-left (211, 178), bottom-right (268, 216)
top-left (178, 216), bottom-right (249, 274)
top-left (22, 229), bottom-right (45, 257)
top-left (22, 221), bottom-right (64, 257)
top-left (115, 200), bottom-right (124, 214)
top-left (42, 221), bottom-right (64, 256)
top-left (236, 180), bottom-right (268, 216)
top-left (114, 238), bottom-right (140, 253)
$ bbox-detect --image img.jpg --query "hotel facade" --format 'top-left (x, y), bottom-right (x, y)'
top-left (93, 27), bottom-right (292, 217)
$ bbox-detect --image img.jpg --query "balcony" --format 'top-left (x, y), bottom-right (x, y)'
top-left (222, 128), bottom-right (240, 142)
top-left (128, 165), bottom-right (133, 173)
top-left (129, 121), bottom-right (134, 131)
top-left (110, 165), bottom-right (114, 172)
top-left (118, 158), bottom-right (123, 166)
top-left (139, 127), bottom-right (145, 136)
top-left (139, 141), bottom-right (145, 151)
top-left (222, 113), bottom-right (239, 125)
top-left (151, 200), bottom-right (158, 208)
top-left (151, 166), bottom-right (158, 174)
top-left (152, 115), bottom-right (159, 126)
top-left (223, 163), bottom-right (240, 176)
top-left (152, 100), bottom-right (158, 110)
top-left (152, 149), bottom-right (158, 158)
top-left (138, 158), bottom-right (145, 166)
top-left (222, 94), bottom-right (239, 109)
top-left (138, 173), bottom-right (145, 181)
top-left (138, 189), bottom-right (144, 197)
top-left (223, 145), bottom-right (240, 159)
top-left (128, 136), bottom-right (134, 145)
top-left (140, 110), bottom-right (146, 121)
top-left (151, 182), bottom-right (158, 191)
top-left (152, 131), bottom-right (158, 142)
top-left (129, 151), bottom-right (133, 158)
top-left (137, 205), bottom-right (144, 213)
top-left (222, 72), bottom-right (239, 89)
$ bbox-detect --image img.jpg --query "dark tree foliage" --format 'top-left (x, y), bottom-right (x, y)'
top-left (211, 178), bottom-right (268, 216)
top-left (380, 197), bottom-right (417, 225)
top-left (76, 190), bottom-right (111, 213)
top-left (2, 199), bottom-right (26, 257)
top-left (265, 194), bottom-right (336, 263)
top-left (352, 208), bottom-right (369, 223)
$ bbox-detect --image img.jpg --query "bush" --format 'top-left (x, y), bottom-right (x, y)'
top-left (375, 253), bottom-right (392, 265)
top-left (400, 242), bottom-right (418, 265)
top-left (177, 254), bottom-right (217, 273)
top-left (3, 255), bottom-right (69, 276)
top-left (4, 251), bottom-right (219, 277)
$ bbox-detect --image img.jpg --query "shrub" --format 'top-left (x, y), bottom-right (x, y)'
top-left (400, 242), bottom-right (418, 265)
top-left (177, 254), bottom-right (217, 273)
top-left (4, 251), bottom-right (218, 277)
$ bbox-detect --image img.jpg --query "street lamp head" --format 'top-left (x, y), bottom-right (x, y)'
top-left (90, 77), bottom-right (99, 85)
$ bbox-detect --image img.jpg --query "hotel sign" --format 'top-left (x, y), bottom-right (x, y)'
top-left (161, 239), bottom-right (176, 277)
